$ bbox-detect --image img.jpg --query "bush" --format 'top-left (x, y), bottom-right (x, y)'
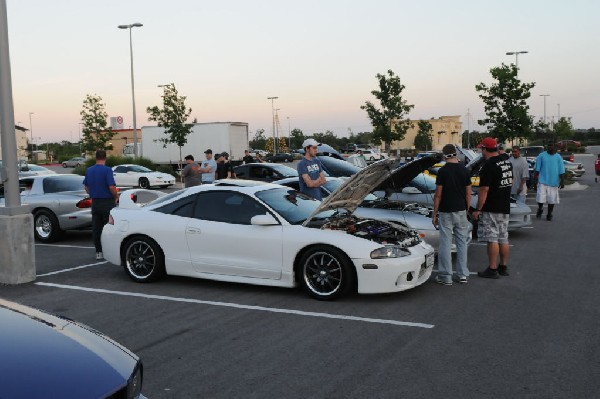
top-left (72, 156), bottom-right (175, 177)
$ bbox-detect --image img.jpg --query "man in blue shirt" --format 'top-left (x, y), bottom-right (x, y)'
top-left (297, 138), bottom-right (326, 200)
top-left (200, 149), bottom-right (217, 184)
top-left (534, 143), bottom-right (565, 221)
top-left (83, 150), bottom-right (119, 260)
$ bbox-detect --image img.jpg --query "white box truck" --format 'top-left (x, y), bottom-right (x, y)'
top-left (123, 122), bottom-right (249, 167)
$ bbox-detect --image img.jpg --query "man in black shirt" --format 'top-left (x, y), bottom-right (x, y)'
top-left (432, 144), bottom-right (472, 285)
top-left (242, 150), bottom-right (254, 164)
top-left (473, 137), bottom-right (513, 279)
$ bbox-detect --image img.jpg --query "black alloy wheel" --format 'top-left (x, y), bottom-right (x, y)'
top-left (123, 236), bottom-right (165, 282)
top-left (299, 246), bottom-right (354, 300)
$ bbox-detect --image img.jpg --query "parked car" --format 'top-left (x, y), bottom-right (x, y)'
top-left (273, 176), bottom-right (471, 251)
top-left (112, 164), bottom-right (175, 189)
top-left (563, 160), bottom-right (585, 178)
top-left (0, 175), bottom-right (92, 242)
top-left (249, 149), bottom-right (268, 157)
top-left (265, 152), bottom-right (294, 163)
top-left (296, 143), bottom-right (344, 159)
top-left (62, 157), bottom-right (86, 168)
top-left (555, 140), bottom-right (581, 149)
top-left (360, 149), bottom-right (385, 161)
top-left (19, 164), bottom-right (56, 177)
top-left (520, 146), bottom-right (544, 161)
top-left (317, 155), bottom-right (363, 177)
top-left (234, 163), bottom-right (298, 182)
top-left (0, 298), bottom-right (146, 399)
top-left (102, 158), bottom-right (437, 300)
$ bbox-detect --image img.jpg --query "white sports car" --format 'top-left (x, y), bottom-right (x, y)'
top-left (112, 164), bottom-right (175, 189)
top-left (102, 158), bottom-right (436, 300)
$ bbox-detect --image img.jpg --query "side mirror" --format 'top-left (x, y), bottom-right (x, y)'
top-left (401, 186), bottom-right (421, 194)
top-left (251, 214), bottom-right (279, 226)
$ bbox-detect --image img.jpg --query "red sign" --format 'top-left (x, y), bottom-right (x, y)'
top-left (117, 116), bottom-right (123, 125)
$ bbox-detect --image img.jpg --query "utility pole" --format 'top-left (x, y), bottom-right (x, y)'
top-left (267, 96), bottom-right (278, 153)
top-left (466, 108), bottom-right (471, 149)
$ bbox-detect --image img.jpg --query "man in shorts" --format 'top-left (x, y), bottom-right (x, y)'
top-left (534, 143), bottom-right (565, 221)
top-left (472, 137), bottom-right (513, 279)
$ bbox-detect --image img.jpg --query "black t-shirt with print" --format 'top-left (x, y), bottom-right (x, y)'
top-left (435, 163), bottom-right (472, 212)
top-left (478, 155), bottom-right (513, 214)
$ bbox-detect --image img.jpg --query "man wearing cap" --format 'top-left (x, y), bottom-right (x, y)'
top-left (181, 154), bottom-right (201, 187)
top-left (200, 149), bottom-right (217, 184)
top-left (432, 144), bottom-right (472, 285)
top-left (473, 137), bottom-right (513, 279)
top-left (297, 138), bottom-right (326, 200)
top-left (534, 143), bottom-right (565, 221)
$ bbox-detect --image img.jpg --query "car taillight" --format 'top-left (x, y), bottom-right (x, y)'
top-left (108, 215), bottom-right (114, 225)
top-left (130, 193), bottom-right (137, 203)
top-left (76, 198), bottom-right (92, 208)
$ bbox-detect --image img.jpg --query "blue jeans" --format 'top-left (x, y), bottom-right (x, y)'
top-left (438, 211), bottom-right (470, 281)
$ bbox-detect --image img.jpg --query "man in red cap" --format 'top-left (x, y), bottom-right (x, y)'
top-left (472, 137), bottom-right (513, 279)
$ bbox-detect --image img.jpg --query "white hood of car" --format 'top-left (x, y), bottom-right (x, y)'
top-left (303, 155), bottom-right (443, 226)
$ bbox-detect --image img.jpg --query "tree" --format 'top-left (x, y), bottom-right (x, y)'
top-left (289, 128), bottom-right (304, 149)
top-left (80, 94), bottom-right (116, 152)
top-left (147, 84), bottom-right (193, 166)
top-left (361, 69), bottom-right (414, 153)
top-left (414, 120), bottom-right (433, 151)
top-left (249, 128), bottom-right (267, 150)
top-left (554, 117), bottom-right (574, 141)
top-left (312, 130), bottom-right (337, 147)
top-left (475, 64), bottom-right (536, 143)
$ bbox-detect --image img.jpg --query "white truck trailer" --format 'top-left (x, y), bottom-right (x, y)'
top-left (123, 122), bottom-right (249, 167)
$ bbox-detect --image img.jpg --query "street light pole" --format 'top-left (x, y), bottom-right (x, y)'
top-left (557, 103), bottom-right (561, 119)
top-left (267, 96), bottom-right (278, 153)
top-left (28, 112), bottom-right (34, 157)
top-left (78, 122), bottom-right (83, 155)
top-left (506, 51), bottom-right (528, 69)
top-left (118, 22), bottom-right (143, 157)
top-left (287, 116), bottom-right (291, 150)
top-left (540, 94), bottom-right (550, 126)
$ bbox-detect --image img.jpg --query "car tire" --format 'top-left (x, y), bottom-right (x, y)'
top-left (62, 163), bottom-right (67, 168)
top-left (34, 209), bottom-right (64, 243)
top-left (298, 245), bottom-right (355, 300)
top-left (370, 156), bottom-right (375, 161)
top-left (123, 236), bottom-right (166, 282)
top-left (139, 178), bottom-right (150, 189)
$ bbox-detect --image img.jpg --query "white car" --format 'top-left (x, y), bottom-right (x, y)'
top-left (360, 149), bottom-right (385, 161)
top-left (112, 164), bottom-right (175, 189)
top-left (102, 159), bottom-right (435, 300)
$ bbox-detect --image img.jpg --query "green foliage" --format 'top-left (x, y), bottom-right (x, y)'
top-left (289, 128), bottom-right (305, 149)
top-left (72, 156), bottom-right (170, 176)
top-left (475, 64), bottom-right (536, 142)
top-left (414, 120), bottom-right (433, 151)
top-left (249, 129), bottom-right (267, 150)
top-left (554, 117), bottom-right (574, 140)
top-left (361, 69), bottom-right (414, 153)
top-left (147, 84), bottom-right (193, 165)
top-left (461, 131), bottom-right (487, 149)
top-left (312, 131), bottom-right (338, 148)
top-left (80, 94), bottom-right (116, 151)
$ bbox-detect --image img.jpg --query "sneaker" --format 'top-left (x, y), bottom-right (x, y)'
top-left (96, 252), bottom-right (103, 260)
top-left (498, 265), bottom-right (509, 276)
top-left (477, 267), bottom-right (499, 279)
top-left (434, 276), bottom-right (453, 286)
top-left (546, 214), bottom-right (553, 221)
top-left (536, 209), bottom-right (543, 219)
top-left (458, 276), bottom-right (468, 284)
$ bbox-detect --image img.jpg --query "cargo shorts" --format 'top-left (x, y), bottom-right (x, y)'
top-left (478, 212), bottom-right (509, 244)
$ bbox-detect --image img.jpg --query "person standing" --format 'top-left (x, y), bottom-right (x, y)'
top-left (221, 152), bottom-right (236, 178)
top-left (242, 150), bottom-right (254, 164)
top-left (472, 138), bottom-right (513, 279)
top-left (534, 143), bottom-right (565, 221)
top-left (297, 138), bottom-right (326, 200)
top-left (508, 146), bottom-right (529, 203)
top-left (432, 144), bottom-right (472, 285)
top-left (181, 155), bottom-right (201, 187)
top-left (215, 153), bottom-right (228, 180)
top-left (200, 149), bottom-right (217, 184)
top-left (595, 154), bottom-right (600, 183)
top-left (83, 149), bottom-right (119, 260)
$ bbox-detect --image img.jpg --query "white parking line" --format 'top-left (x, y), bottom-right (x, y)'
top-left (37, 261), bottom-right (108, 277)
top-left (469, 242), bottom-right (514, 247)
top-left (34, 282), bottom-right (435, 329)
top-left (36, 243), bottom-right (95, 249)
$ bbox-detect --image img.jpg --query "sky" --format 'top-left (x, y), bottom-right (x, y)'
top-left (5, 0), bottom-right (600, 143)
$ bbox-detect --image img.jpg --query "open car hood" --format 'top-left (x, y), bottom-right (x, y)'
top-left (302, 154), bottom-right (442, 226)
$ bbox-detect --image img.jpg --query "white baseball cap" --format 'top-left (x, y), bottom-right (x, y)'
top-left (302, 138), bottom-right (319, 148)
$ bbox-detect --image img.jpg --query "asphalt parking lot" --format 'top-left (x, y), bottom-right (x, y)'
top-left (2, 155), bottom-right (600, 398)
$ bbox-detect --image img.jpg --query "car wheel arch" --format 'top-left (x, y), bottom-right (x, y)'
top-left (120, 234), bottom-right (166, 282)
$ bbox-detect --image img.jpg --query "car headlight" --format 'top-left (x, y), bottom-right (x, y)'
top-left (370, 246), bottom-right (411, 259)
top-left (127, 362), bottom-right (143, 399)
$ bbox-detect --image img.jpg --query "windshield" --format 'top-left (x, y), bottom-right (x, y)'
top-left (409, 173), bottom-right (436, 193)
top-left (42, 176), bottom-right (85, 193)
top-left (130, 165), bottom-right (152, 173)
top-left (318, 156), bottom-right (361, 177)
top-left (269, 164), bottom-right (298, 178)
top-left (256, 187), bottom-right (335, 225)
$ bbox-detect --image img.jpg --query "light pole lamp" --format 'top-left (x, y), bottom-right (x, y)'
top-left (118, 22), bottom-right (143, 157)
top-left (540, 94), bottom-right (550, 126)
top-left (506, 51), bottom-right (528, 69)
top-left (267, 96), bottom-right (278, 153)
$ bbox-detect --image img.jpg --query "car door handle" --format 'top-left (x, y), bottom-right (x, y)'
top-left (186, 227), bottom-right (202, 234)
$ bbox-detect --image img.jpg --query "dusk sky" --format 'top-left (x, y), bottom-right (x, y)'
top-left (5, 0), bottom-right (600, 143)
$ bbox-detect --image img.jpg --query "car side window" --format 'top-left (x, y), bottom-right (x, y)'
top-left (234, 165), bottom-right (247, 178)
top-left (114, 166), bottom-right (127, 173)
top-left (154, 195), bottom-right (196, 218)
top-left (193, 191), bottom-right (268, 225)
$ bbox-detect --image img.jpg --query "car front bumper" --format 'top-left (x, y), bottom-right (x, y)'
top-left (354, 241), bottom-right (434, 294)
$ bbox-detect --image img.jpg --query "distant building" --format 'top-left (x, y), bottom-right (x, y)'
top-left (0, 125), bottom-right (29, 160)
top-left (383, 115), bottom-right (463, 153)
